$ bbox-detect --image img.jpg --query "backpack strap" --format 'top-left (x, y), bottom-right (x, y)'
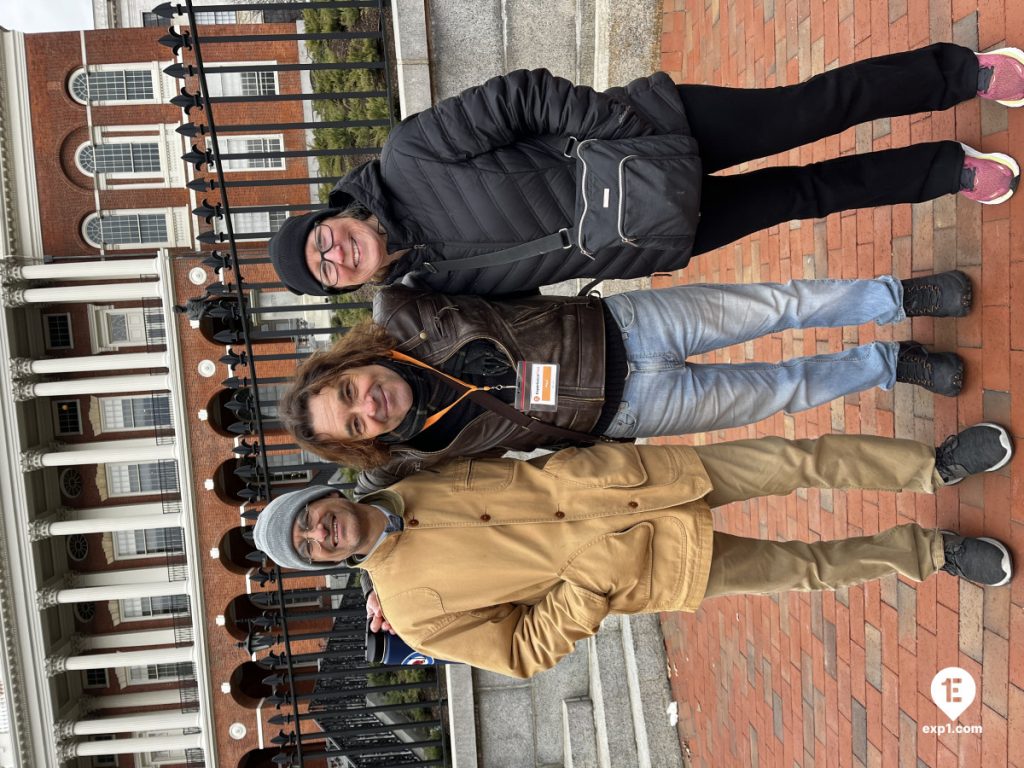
top-left (419, 229), bottom-right (573, 274)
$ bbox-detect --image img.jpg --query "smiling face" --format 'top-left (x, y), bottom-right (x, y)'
top-left (304, 213), bottom-right (391, 289)
top-left (291, 493), bottom-right (383, 564)
top-left (309, 364), bottom-right (413, 441)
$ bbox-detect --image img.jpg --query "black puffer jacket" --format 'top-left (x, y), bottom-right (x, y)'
top-left (354, 286), bottom-right (608, 494)
top-left (328, 68), bottom-right (696, 295)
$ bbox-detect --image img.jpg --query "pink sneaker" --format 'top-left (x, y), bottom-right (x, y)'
top-left (959, 144), bottom-right (1020, 205)
top-left (976, 47), bottom-right (1024, 107)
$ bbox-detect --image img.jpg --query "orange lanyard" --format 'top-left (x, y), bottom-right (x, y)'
top-left (386, 350), bottom-right (496, 431)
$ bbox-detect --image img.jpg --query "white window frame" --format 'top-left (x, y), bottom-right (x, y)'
top-left (202, 60), bottom-right (279, 98)
top-left (82, 668), bottom-right (109, 690)
top-left (125, 663), bottom-right (193, 685)
top-left (215, 210), bottom-right (287, 241)
top-left (81, 207), bottom-right (189, 251)
top-left (68, 63), bottom-right (175, 106)
top-left (98, 393), bottom-right (173, 432)
top-left (88, 305), bottom-right (166, 352)
top-left (53, 399), bottom-right (83, 435)
top-left (112, 527), bottom-right (184, 561)
top-left (119, 594), bottom-right (190, 622)
top-left (194, 10), bottom-right (238, 24)
top-left (43, 312), bottom-right (74, 350)
top-left (76, 140), bottom-right (162, 179)
top-left (216, 134), bottom-right (286, 172)
top-left (105, 461), bottom-right (179, 498)
top-left (266, 449), bottom-right (321, 485)
top-left (83, 209), bottom-right (170, 249)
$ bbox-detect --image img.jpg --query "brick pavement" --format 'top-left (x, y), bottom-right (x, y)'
top-left (656, 0), bottom-right (1023, 765)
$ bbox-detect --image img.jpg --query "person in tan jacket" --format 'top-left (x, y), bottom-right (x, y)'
top-left (253, 424), bottom-right (1014, 679)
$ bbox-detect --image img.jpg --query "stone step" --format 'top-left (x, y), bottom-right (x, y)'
top-left (589, 615), bottom-right (640, 768)
top-left (623, 615), bottom-right (686, 768)
top-left (562, 697), bottom-right (599, 768)
top-left (580, 615), bottom-right (684, 768)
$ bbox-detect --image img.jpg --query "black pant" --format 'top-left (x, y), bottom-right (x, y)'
top-left (678, 42), bottom-right (980, 256)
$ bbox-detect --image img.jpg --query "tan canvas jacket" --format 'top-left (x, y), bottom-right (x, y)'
top-left (354, 442), bottom-right (715, 678)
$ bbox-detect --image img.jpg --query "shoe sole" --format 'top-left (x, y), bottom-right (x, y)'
top-left (961, 144), bottom-right (1021, 205)
top-left (943, 422), bottom-right (1014, 485)
top-left (980, 47), bottom-right (1024, 107)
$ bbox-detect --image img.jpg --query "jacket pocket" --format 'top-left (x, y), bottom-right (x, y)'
top-left (575, 134), bottom-right (702, 254)
top-left (541, 443), bottom-right (649, 488)
top-left (561, 523), bottom-right (654, 611)
top-left (618, 143), bottom-right (701, 248)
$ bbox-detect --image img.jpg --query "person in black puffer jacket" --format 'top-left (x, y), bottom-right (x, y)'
top-left (268, 43), bottom-right (1023, 296)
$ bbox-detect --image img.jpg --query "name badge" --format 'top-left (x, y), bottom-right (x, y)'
top-left (515, 361), bottom-right (559, 412)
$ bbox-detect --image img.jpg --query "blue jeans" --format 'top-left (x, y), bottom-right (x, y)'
top-left (601, 276), bottom-right (904, 438)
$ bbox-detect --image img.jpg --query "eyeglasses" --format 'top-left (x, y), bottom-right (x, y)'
top-left (313, 223), bottom-right (339, 288)
top-left (295, 503), bottom-right (321, 566)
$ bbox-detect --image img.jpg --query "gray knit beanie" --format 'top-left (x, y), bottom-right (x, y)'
top-left (252, 485), bottom-right (339, 570)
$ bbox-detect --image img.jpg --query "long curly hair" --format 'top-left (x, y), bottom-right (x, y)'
top-left (280, 322), bottom-right (400, 469)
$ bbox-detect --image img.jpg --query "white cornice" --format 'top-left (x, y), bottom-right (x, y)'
top-left (0, 31), bottom-right (43, 259)
top-left (0, 296), bottom-right (59, 768)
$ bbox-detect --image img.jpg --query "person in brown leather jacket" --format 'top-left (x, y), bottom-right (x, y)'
top-left (281, 271), bottom-right (972, 493)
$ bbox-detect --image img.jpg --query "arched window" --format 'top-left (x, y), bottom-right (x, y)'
top-left (76, 142), bottom-right (161, 176)
top-left (69, 67), bottom-right (156, 105)
top-left (83, 212), bottom-right (168, 247)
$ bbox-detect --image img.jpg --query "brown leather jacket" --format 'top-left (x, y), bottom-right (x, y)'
top-left (354, 286), bottom-right (608, 494)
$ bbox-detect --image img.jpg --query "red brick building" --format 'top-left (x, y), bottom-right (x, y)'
top-left (0, 17), bottom-right (335, 768)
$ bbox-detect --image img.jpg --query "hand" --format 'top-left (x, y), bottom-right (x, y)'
top-left (366, 590), bottom-right (395, 634)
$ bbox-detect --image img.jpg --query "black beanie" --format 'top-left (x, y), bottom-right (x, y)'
top-left (269, 209), bottom-right (342, 296)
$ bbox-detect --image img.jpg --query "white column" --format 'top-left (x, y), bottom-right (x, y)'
top-left (62, 645), bottom-right (193, 671)
top-left (80, 628), bottom-right (179, 650)
top-left (26, 372), bottom-right (171, 398)
top-left (44, 578), bottom-right (188, 606)
top-left (70, 710), bottom-right (200, 736)
top-left (73, 503), bottom-right (168, 519)
top-left (59, 437), bottom-right (164, 452)
top-left (73, 732), bottom-right (203, 757)
top-left (18, 258), bottom-right (159, 281)
top-left (43, 511), bottom-right (181, 537)
top-left (33, 440), bottom-right (175, 468)
top-left (16, 351), bottom-right (168, 375)
top-left (76, 567), bottom-right (183, 588)
top-left (87, 689), bottom-right (183, 709)
top-left (20, 281), bottom-right (161, 304)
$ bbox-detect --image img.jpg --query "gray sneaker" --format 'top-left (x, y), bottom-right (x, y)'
top-left (935, 422), bottom-right (1014, 485)
top-left (940, 532), bottom-right (1013, 586)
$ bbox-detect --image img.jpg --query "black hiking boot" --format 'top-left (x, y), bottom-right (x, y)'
top-left (901, 270), bottom-right (972, 317)
top-left (896, 341), bottom-right (964, 396)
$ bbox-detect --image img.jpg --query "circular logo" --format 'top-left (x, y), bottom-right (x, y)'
top-left (402, 652), bottom-right (434, 665)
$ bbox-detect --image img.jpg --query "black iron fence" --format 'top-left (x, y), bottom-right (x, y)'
top-left (152, 2), bottom-right (450, 765)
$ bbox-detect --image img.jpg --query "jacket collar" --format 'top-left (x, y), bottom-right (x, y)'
top-left (345, 489), bottom-right (405, 569)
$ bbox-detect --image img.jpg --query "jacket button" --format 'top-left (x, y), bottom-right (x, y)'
top-left (628, 501), bottom-right (639, 508)
top-left (480, 514), bottom-right (491, 522)
top-left (408, 518), bottom-right (419, 526)
top-left (419, 331), bottom-right (428, 340)
top-left (555, 511), bottom-right (565, 519)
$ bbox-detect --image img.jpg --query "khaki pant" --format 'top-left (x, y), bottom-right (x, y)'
top-left (692, 434), bottom-right (946, 599)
